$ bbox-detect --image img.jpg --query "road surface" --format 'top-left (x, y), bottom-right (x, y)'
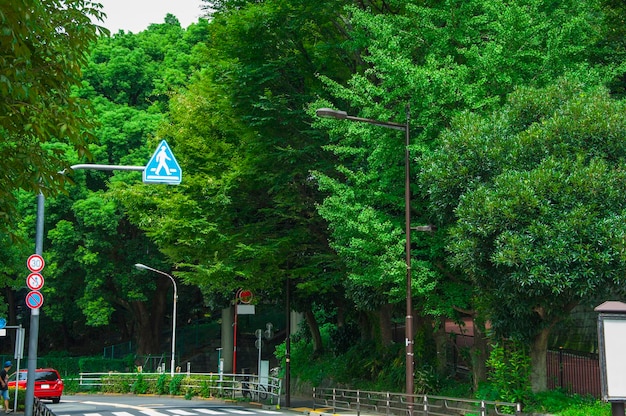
top-left (51, 394), bottom-right (289, 416)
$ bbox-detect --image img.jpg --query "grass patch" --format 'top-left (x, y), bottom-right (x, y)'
top-left (523, 389), bottom-right (609, 415)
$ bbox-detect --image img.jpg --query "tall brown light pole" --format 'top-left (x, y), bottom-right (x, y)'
top-left (316, 107), bottom-right (414, 413)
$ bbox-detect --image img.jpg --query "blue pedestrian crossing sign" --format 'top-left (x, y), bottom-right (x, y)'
top-left (143, 140), bottom-right (182, 185)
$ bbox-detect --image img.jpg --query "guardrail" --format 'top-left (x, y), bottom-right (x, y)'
top-left (313, 387), bottom-right (522, 416)
top-left (73, 372), bottom-right (282, 407)
top-left (34, 397), bottom-right (56, 416)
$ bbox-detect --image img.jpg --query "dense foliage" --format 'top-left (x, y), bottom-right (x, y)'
top-left (1, 0), bottom-right (626, 405)
top-left (0, 0), bottom-right (106, 231)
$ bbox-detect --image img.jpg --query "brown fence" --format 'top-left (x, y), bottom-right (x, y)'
top-left (449, 334), bottom-right (602, 397)
top-left (445, 319), bottom-right (602, 398)
top-left (546, 348), bottom-right (601, 398)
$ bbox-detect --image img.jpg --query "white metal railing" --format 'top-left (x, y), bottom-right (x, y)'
top-left (313, 387), bottom-right (523, 416)
top-left (72, 372), bottom-right (282, 407)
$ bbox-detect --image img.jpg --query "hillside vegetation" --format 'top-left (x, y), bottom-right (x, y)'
top-left (1, 1), bottom-right (626, 412)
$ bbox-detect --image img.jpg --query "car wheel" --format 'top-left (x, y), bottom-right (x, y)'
top-left (52, 398), bottom-right (60, 404)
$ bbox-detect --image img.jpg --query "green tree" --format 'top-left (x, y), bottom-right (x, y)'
top-left (0, 191), bottom-right (36, 325)
top-left (41, 19), bottom-right (207, 355)
top-left (315, 0), bottom-right (620, 384)
top-left (422, 78), bottom-right (626, 392)
top-left (117, 0), bottom-right (355, 355)
top-left (0, 0), bottom-right (106, 229)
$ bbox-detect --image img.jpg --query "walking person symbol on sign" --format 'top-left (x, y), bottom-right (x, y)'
top-left (155, 145), bottom-right (172, 176)
top-left (143, 140), bottom-right (182, 185)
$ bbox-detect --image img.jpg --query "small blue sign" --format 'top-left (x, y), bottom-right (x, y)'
top-left (0, 318), bottom-right (6, 329)
top-left (143, 140), bottom-right (182, 185)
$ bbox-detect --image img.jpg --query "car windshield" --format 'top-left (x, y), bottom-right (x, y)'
top-left (35, 371), bottom-right (58, 382)
top-left (10, 371), bottom-right (57, 382)
top-left (8, 373), bottom-right (27, 382)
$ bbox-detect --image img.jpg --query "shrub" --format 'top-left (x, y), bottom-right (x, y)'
top-left (101, 374), bottom-right (133, 393)
top-left (169, 375), bottom-right (184, 395)
top-left (558, 401), bottom-right (610, 416)
top-left (8, 388), bottom-right (25, 411)
top-left (523, 389), bottom-right (608, 415)
top-left (62, 376), bottom-right (80, 394)
top-left (485, 340), bottom-right (531, 403)
top-left (184, 387), bottom-right (195, 400)
top-left (79, 356), bottom-right (130, 372)
top-left (131, 373), bottom-right (148, 394)
top-left (156, 373), bottom-right (169, 395)
top-left (199, 380), bottom-right (212, 398)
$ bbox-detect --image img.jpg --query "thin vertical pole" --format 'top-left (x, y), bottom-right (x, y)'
top-left (611, 402), bottom-right (625, 416)
top-left (404, 106), bottom-right (414, 416)
top-left (170, 280), bottom-right (177, 376)
top-left (285, 281), bottom-right (291, 407)
top-left (559, 347), bottom-right (564, 390)
top-left (233, 301), bottom-right (238, 374)
top-left (25, 193), bottom-right (44, 416)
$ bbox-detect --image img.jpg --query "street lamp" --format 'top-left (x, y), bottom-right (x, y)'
top-left (134, 263), bottom-right (178, 376)
top-left (316, 107), bottom-right (415, 405)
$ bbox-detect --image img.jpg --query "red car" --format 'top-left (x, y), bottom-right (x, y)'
top-left (8, 368), bottom-right (64, 403)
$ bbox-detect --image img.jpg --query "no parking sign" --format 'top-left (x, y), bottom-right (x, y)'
top-left (25, 291), bottom-right (44, 310)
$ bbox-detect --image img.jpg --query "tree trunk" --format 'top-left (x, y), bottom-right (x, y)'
top-left (305, 309), bottom-right (324, 355)
top-left (133, 301), bottom-right (161, 355)
top-left (379, 303), bottom-right (393, 347)
top-left (335, 300), bottom-right (346, 328)
top-left (470, 318), bottom-right (488, 391)
top-left (414, 313), bottom-right (436, 365)
top-left (359, 312), bottom-right (372, 342)
top-left (433, 322), bottom-right (448, 377)
top-left (530, 326), bottom-right (551, 393)
top-left (133, 279), bottom-right (168, 355)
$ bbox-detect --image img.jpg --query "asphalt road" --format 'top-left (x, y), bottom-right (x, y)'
top-left (48, 394), bottom-right (305, 416)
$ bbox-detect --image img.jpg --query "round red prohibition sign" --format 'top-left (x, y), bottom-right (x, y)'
top-left (25, 291), bottom-right (44, 310)
top-left (238, 289), bottom-right (253, 304)
top-left (27, 254), bottom-right (45, 273)
top-left (27, 273), bottom-right (44, 291)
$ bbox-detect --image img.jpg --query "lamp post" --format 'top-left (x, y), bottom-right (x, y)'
top-left (316, 107), bottom-right (415, 409)
top-left (135, 263), bottom-right (178, 376)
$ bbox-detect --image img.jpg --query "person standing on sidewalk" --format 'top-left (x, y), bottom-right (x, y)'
top-left (0, 361), bottom-right (12, 413)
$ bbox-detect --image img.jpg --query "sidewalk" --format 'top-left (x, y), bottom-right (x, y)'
top-left (246, 395), bottom-right (339, 416)
top-left (280, 396), bottom-right (371, 416)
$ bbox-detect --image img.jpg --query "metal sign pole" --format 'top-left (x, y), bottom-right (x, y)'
top-left (13, 326), bottom-right (23, 413)
top-left (25, 193), bottom-right (45, 416)
top-left (25, 164), bottom-right (148, 416)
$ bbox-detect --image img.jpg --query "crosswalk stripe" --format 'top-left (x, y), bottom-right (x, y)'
top-left (140, 410), bottom-right (172, 416)
top-left (192, 409), bottom-right (227, 415)
top-left (56, 407), bottom-right (282, 416)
